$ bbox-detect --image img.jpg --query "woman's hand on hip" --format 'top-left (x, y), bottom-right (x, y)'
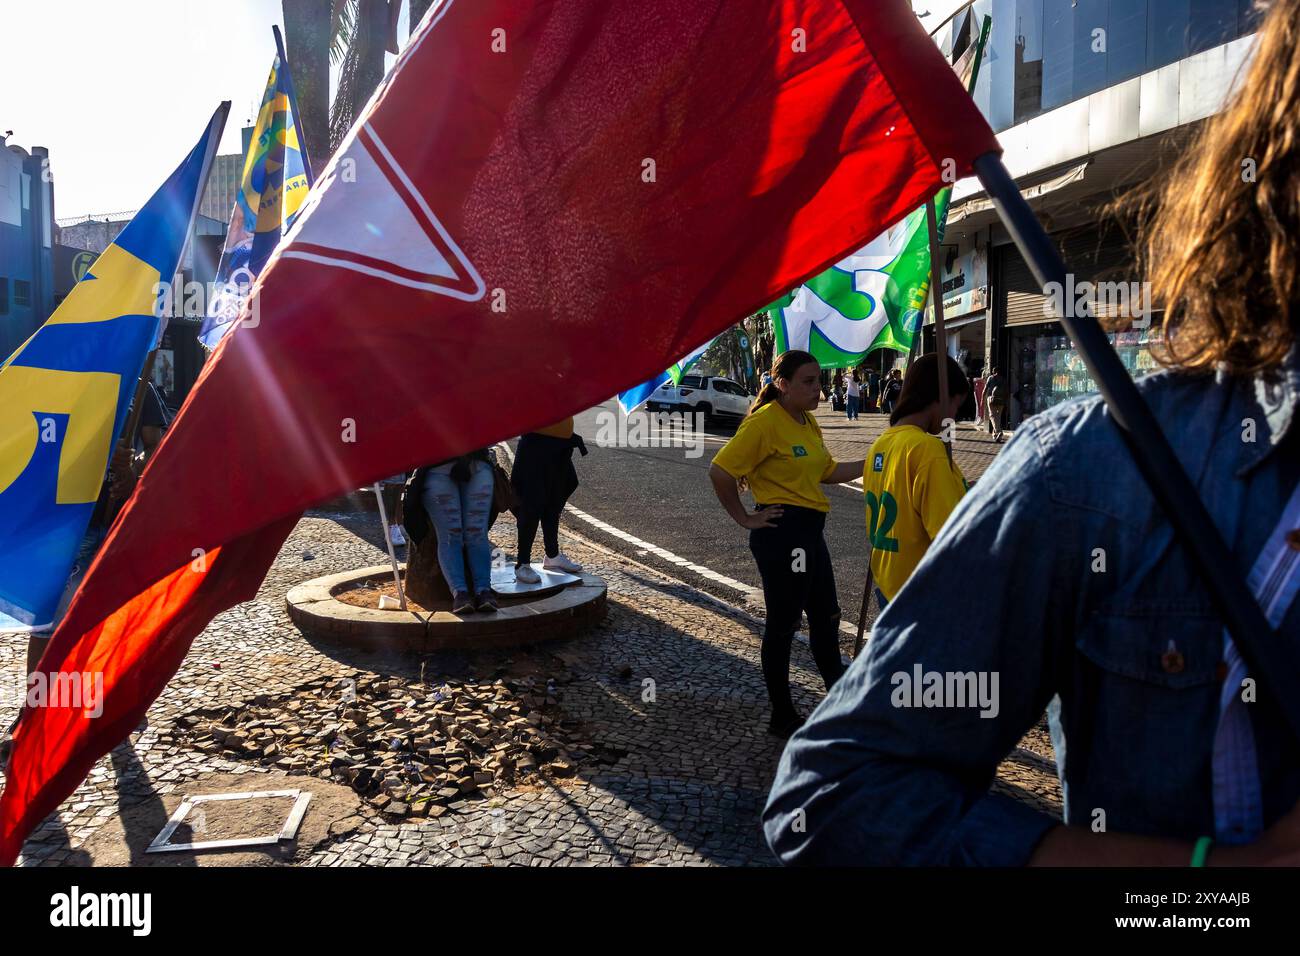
top-left (739, 506), bottom-right (783, 529)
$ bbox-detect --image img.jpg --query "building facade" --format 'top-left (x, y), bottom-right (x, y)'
top-left (198, 151), bottom-right (245, 223)
top-left (931, 0), bottom-right (1261, 426)
top-left (0, 134), bottom-right (55, 360)
top-left (55, 210), bottom-right (228, 408)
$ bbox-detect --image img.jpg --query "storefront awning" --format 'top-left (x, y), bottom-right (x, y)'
top-left (947, 161), bottom-right (1091, 227)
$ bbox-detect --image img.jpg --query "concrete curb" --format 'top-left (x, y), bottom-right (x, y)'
top-left (286, 564), bottom-right (607, 652)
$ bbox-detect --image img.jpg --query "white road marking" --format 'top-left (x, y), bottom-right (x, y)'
top-left (497, 439), bottom-right (863, 644)
top-left (565, 504), bottom-right (762, 599)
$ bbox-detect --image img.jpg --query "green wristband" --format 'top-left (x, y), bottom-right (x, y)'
top-left (1190, 836), bottom-right (1214, 868)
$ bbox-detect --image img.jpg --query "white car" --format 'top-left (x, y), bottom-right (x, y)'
top-left (646, 375), bottom-right (752, 422)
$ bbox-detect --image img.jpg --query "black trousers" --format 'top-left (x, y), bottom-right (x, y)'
top-left (516, 506), bottom-right (561, 565)
top-left (748, 504), bottom-right (845, 721)
top-left (512, 432), bottom-right (578, 566)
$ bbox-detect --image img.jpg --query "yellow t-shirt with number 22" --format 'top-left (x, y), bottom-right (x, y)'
top-left (863, 424), bottom-right (967, 601)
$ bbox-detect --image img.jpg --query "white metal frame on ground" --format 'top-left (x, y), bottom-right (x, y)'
top-left (144, 789), bottom-right (312, 854)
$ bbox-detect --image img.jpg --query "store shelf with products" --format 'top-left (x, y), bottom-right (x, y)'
top-left (1009, 325), bottom-right (1160, 423)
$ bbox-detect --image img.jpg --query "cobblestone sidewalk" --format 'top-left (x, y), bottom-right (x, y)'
top-left (812, 405), bottom-right (1011, 482)
top-left (1, 498), bottom-right (1059, 867)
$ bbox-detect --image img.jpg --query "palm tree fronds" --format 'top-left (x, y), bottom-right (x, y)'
top-left (329, 0), bottom-right (357, 67)
top-left (328, 0), bottom-right (389, 151)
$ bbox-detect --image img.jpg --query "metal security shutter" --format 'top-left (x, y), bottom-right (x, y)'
top-left (1001, 246), bottom-right (1046, 328)
top-left (999, 225), bottom-right (1138, 329)
top-left (1060, 226), bottom-right (1138, 289)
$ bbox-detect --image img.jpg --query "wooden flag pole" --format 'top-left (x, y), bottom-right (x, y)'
top-left (925, 198), bottom-right (952, 461)
top-left (373, 482), bottom-right (409, 611)
top-left (858, 195), bottom-right (951, 657)
top-left (121, 350), bottom-right (159, 457)
top-left (853, 553), bottom-right (875, 658)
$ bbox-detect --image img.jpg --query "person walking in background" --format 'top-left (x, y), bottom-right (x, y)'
top-left (845, 371), bottom-right (861, 420)
top-left (422, 449), bottom-right (497, 615)
top-left (765, 0), bottom-right (1300, 865)
top-left (984, 367), bottom-right (1007, 442)
top-left (881, 368), bottom-right (903, 415)
top-left (512, 416), bottom-right (588, 583)
top-left (709, 350), bottom-right (866, 739)
top-left (861, 355), bottom-right (969, 608)
top-left (867, 368), bottom-right (881, 413)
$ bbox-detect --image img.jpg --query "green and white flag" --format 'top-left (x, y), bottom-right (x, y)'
top-left (770, 14), bottom-right (990, 368)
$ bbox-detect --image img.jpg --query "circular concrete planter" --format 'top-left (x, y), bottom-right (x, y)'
top-left (286, 564), bottom-right (607, 652)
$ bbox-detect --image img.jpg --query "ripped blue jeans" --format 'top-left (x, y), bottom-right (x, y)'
top-left (421, 459), bottom-right (494, 595)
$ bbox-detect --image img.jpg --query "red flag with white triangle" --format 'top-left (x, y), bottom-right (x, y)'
top-left (0, 0), bottom-right (999, 863)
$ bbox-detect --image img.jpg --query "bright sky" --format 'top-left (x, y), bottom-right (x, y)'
top-left (2, 0), bottom-right (945, 221)
top-left (1, 0), bottom-right (410, 220)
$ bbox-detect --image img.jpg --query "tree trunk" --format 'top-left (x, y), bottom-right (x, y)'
top-left (281, 0), bottom-right (333, 172)
top-left (330, 0), bottom-right (391, 152)
top-left (405, 530), bottom-right (452, 608)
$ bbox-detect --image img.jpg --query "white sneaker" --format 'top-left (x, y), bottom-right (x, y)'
top-left (514, 564), bottom-right (542, 584)
top-left (543, 552), bottom-right (583, 574)
top-left (388, 524), bottom-right (406, 547)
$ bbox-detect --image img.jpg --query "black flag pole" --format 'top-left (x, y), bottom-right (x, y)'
top-left (972, 151), bottom-right (1300, 741)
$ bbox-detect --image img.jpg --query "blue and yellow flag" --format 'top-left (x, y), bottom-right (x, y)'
top-left (616, 336), bottom-right (717, 414)
top-left (0, 104), bottom-right (228, 631)
top-left (201, 27), bottom-right (314, 349)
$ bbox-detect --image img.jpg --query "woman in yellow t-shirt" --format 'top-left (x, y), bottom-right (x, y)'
top-left (709, 350), bottom-right (865, 738)
top-left (861, 354), bottom-right (970, 607)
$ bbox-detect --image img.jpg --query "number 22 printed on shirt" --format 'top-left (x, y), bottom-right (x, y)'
top-left (865, 490), bottom-right (899, 552)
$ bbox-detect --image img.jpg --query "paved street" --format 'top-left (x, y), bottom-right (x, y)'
top-left (1, 403), bottom-right (1057, 867)
top-left (566, 398), bottom-right (1009, 641)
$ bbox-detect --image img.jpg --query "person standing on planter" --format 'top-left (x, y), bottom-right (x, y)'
top-left (512, 417), bottom-right (588, 583)
top-left (422, 448), bottom-right (498, 614)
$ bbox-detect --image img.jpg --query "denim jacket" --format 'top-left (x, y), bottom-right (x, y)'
top-left (764, 350), bottom-right (1300, 865)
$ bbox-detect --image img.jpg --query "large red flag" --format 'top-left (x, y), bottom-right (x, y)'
top-left (0, 0), bottom-right (998, 862)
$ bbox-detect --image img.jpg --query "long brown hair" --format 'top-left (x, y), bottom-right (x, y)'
top-left (890, 354), bottom-right (969, 426)
top-left (1130, 0), bottom-right (1299, 375)
top-left (750, 349), bottom-right (817, 415)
